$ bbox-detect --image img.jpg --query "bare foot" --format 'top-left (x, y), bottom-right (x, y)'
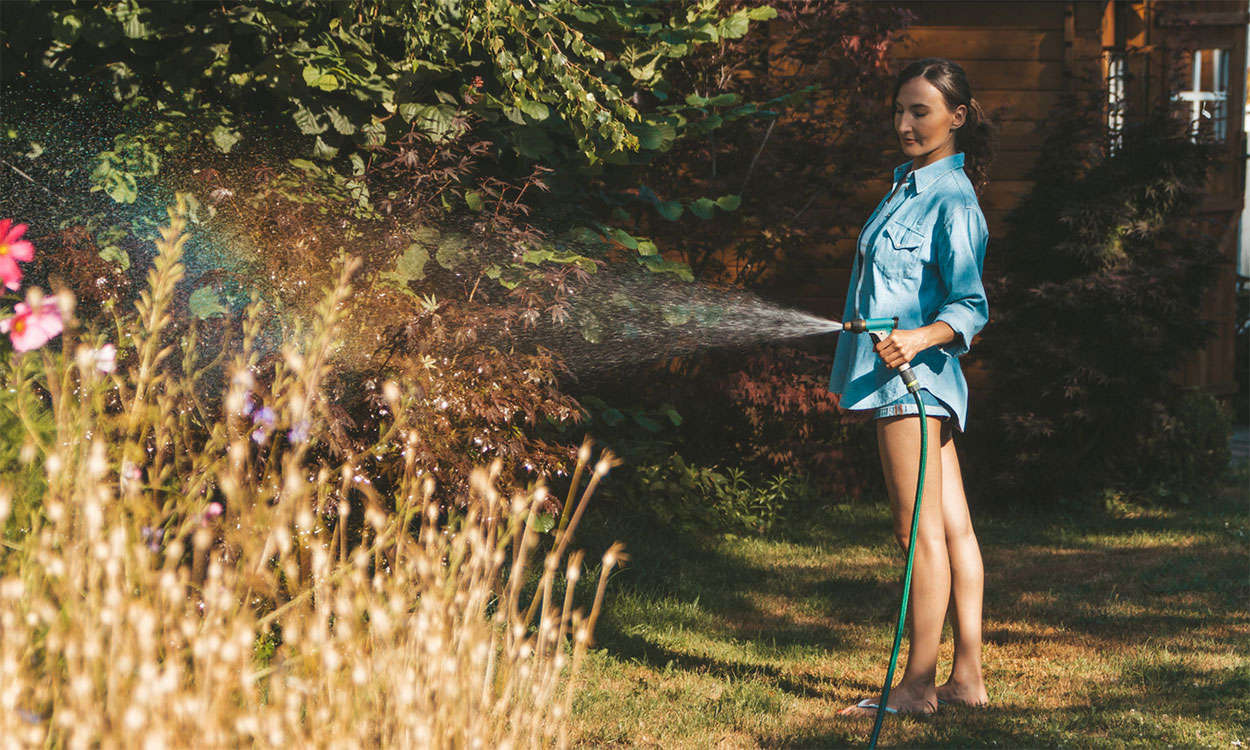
top-left (838, 683), bottom-right (937, 717)
top-left (936, 678), bottom-right (988, 707)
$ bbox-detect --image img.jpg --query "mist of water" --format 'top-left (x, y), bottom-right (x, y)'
top-left (516, 271), bottom-right (841, 372)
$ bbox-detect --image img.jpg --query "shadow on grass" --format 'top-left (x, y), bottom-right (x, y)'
top-left (574, 489), bottom-right (1248, 748)
top-left (776, 657), bottom-right (1248, 748)
top-left (786, 683), bottom-right (1249, 749)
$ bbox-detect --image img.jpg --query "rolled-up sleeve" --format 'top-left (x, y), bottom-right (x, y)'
top-left (934, 204), bottom-right (988, 357)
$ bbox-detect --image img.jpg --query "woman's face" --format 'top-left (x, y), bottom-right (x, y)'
top-left (893, 76), bottom-right (966, 169)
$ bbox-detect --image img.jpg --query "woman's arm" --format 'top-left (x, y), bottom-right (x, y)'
top-left (875, 202), bottom-right (988, 369)
top-left (873, 322), bottom-right (957, 370)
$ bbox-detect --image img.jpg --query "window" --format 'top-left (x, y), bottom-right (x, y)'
top-left (1174, 48), bottom-right (1231, 141)
top-left (1106, 51), bottom-right (1127, 153)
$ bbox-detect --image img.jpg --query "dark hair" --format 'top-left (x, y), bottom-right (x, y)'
top-left (893, 58), bottom-right (997, 193)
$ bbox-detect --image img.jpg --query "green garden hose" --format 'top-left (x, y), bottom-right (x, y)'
top-left (867, 387), bottom-right (926, 750)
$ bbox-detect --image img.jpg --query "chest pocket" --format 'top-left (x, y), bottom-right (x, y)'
top-left (872, 222), bottom-right (926, 280)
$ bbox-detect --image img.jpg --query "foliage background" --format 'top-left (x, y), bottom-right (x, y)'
top-left (0, 0), bottom-right (1235, 529)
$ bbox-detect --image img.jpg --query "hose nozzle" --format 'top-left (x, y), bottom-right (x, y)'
top-left (843, 317), bottom-right (899, 334)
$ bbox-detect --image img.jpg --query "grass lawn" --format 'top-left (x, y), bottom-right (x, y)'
top-left (570, 470), bottom-right (1250, 749)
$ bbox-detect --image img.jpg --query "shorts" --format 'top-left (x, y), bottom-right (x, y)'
top-left (872, 388), bottom-right (952, 422)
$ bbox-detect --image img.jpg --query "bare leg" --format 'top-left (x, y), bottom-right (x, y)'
top-left (936, 436), bottom-right (989, 706)
top-left (840, 415), bottom-right (946, 716)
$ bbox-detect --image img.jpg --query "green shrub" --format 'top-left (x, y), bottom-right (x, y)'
top-left (969, 103), bottom-right (1228, 506)
top-left (608, 453), bottom-right (823, 537)
top-left (1130, 387), bottom-right (1232, 502)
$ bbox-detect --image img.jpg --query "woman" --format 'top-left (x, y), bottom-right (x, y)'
top-left (829, 58), bottom-right (994, 716)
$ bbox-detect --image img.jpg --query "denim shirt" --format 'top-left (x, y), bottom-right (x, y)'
top-left (828, 152), bottom-right (989, 432)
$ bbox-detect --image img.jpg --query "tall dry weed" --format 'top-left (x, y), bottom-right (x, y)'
top-left (0, 196), bottom-right (619, 750)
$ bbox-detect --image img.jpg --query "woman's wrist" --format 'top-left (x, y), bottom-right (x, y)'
top-left (919, 321), bottom-right (957, 350)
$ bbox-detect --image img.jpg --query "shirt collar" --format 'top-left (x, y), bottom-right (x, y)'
top-left (892, 152), bottom-right (966, 194)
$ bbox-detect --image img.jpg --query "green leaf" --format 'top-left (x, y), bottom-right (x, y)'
top-left (403, 103), bottom-right (458, 140)
top-left (292, 105), bottom-right (327, 135)
top-left (434, 234), bottom-right (469, 270)
top-left (53, 13), bottom-right (83, 44)
top-left (580, 311), bottom-right (603, 344)
top-left (189, 287), bottom-right (228, 320)
top-left (705, 93), bottom-right (742, 107)
top-left (719, 10), bottom-right (750, 39)
top-left (567, 226), bottom-right (603, 246)
top-left (663, 305), bottom-right (692, 326)
top-left (464, 191), bottom-right (483, 211)
top-left (521, 247), bottom-right (553, 264)
top-left (397, 102), bottom-right (422, 122)
top-left (326, 106), bottom-right (355, 135)
top-left (117, 4), bottom-right (149, 39)
top-left (715, 194), bottom-right (741, 211)
top-left (684, 93), bottom-right (708, 107)
top-left (694, 303), bottom-right (725, 326)
top-left (101, 171), bottom-right (138, 204)
top-left (689, 197), bottom-right (717, 219)
top-left (302, 66), bottom-right (340, 92)
top-left (519, 100), bottom-right (550, 122)
top-left (98, 245), bottom-right (130, 271)
top-left (660, 404), bottom-right (683, 426)
top-left (379, 242), bottom-right (430, 296)
top-left (600, 407), bottom-right (625, 427)
top-left (692, 20), bottom-right (719, 43)
top-left (657, 201), bottom-right (683, 221)
top-left (747, 6), bottom-right (779, 20)
top-left (210, 125), bottom-right (242, 154)
top-left (610, 228), bottom-right (638, 250)
top-left (636, 240), bottom-right (658, 257)
top-left (630, 121), bottom-right (677, 151)
top-left (531, 513), bottom-right (557, 534)
top-left (640, 256), bottom-right (694, 281)
top-left (503, 106), bottom-right (526, 125)
top-left (312, 136), bottom-right (338, 160)
top-left (361, 119), bottom-right (387, 148)
top-left (632, 412), bottom-right (664, 433)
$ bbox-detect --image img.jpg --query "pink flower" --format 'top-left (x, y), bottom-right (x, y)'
top-left (92, 343), bottom-right (117, 373)
top-left (1, 291), bottom-right (63, 352)
top-left (201, 501), bottom-right (224, 527)
top-left (0, 219), bottom-right (35, 291)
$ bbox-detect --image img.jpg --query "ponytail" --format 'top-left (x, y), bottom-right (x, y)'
top-left (959, 96), bottom-right (996, 193)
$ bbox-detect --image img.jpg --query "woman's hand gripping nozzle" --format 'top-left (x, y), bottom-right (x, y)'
top-left (843, 318), bottom-right (921, 393)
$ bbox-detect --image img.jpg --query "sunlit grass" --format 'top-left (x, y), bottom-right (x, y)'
top-left (571, 478), bottom-right (1250, 749)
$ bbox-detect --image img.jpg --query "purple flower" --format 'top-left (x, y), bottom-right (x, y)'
top-left (251, 405), bottom-right (275, 444)
top-left (288, 419), bottom-right (310, 444)
top-left (140, 526), bottom-right (165, 552)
